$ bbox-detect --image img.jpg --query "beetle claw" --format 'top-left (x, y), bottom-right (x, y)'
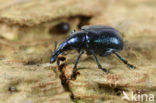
top-left (70, 73), bottom-right (76, 80)
top-left (128, 64), bottom-right (136, 69)
top-left (101, 68), bottom-right (109, 73)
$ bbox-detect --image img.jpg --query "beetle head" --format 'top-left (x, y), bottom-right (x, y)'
top-left (50, 41), bottom-right (69, 63)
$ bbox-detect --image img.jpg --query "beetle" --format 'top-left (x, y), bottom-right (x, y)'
top-left (50, 25), bottom-right (136, 79)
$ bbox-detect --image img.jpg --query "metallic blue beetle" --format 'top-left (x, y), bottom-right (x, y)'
top-left (50, 25), bottom-right (135, 78)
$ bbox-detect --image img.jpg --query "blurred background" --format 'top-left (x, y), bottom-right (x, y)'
top-left (0, 0), bottom-right (156, 103)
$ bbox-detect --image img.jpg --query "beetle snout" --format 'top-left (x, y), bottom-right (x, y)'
top-left (50, 56), bottom-right (57, 63)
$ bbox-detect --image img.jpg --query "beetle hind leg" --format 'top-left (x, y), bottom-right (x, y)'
top-left (113, 52), bottom-right (136, 69)
top-left (100, 49), bottom-right (114, 56)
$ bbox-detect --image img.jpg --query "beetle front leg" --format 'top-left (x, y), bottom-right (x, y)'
top-left (91, 51), bottom-right (109, 73)
top-left (113, 52), bottom-right (136, 69)
top-left (71, 50), bottom-right (84, 79)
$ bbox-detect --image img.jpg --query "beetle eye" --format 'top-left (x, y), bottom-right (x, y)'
top-left (49, 22), bottom-right (70, 35)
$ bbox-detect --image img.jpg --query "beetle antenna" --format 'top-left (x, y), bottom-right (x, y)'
top-left (54, 41), bottom-right (57, 51)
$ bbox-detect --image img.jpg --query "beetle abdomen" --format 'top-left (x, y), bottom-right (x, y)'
top-left (85, 27), bottom-right (123, 54)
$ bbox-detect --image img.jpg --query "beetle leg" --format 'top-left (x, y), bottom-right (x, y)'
top-left (71, 50), bottom-right (84, 79)
top-left (113, 52), bottom-right (136, 69)
top-left (91, 51), bottom-right (108, 73)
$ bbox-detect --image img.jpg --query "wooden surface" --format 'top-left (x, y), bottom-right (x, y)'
top-left (0, 0), bottom-right (156, 103)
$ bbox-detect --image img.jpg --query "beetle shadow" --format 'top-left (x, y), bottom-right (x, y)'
top-left (76, 66), bottom-right (114, 75)
top-left (76, 67), bottom-right (87, 70)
